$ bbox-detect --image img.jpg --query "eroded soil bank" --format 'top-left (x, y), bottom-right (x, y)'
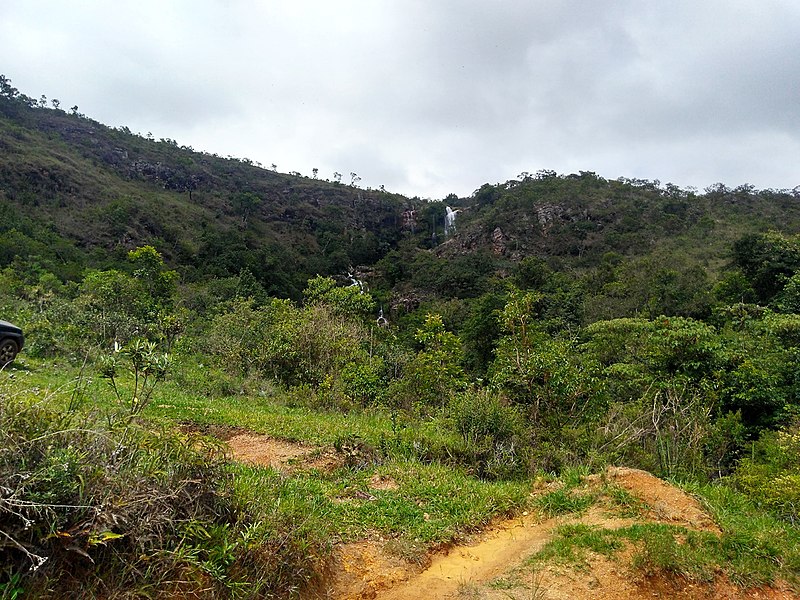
top-left (224, 431), bottom-right (796, 600)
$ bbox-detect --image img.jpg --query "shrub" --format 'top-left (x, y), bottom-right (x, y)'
top-left (733, 424), bottom-right (800, 521)
top-left (207, 297), bottom-right (374, 393)
top-left (447, 387), bottom-right (529, 480)
top-left (98, 338), bottom-right (171, 416)
top-left (388, 314), bottom-right (467, 415)
top-left (0, 378), bottom-right (329, 598)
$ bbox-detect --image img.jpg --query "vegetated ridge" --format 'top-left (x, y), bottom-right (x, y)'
top-left (2, 73), bottom-right (800, 306)
top-left (2, 75), bottom-right (800, 599)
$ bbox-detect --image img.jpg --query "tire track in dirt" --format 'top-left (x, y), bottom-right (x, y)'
top-left (373, 514), bottom-right (556, 600)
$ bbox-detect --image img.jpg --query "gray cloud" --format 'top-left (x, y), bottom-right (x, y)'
top-left (1, 0), bottom-right (797, 198)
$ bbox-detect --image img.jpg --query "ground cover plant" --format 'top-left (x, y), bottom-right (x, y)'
top-left (0, 370), bottom-right (337, 599)
top-left (527, 483), bottom-right (800, 590)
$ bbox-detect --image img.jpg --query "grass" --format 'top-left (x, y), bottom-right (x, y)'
top-left (1, 369), bottom-right (329, 599)
top-left (14, 356), bottom-right (535, 539)
top-left (529, 522), bottom-right (719, 581)
top-left (456, 581), bottom-right (486, 599)
top-left (528, 484), bottom-right (800, 590)
top-left (600, 481), bottom-right (647, 517)
top-left (519, 465), bottom-right (800, 590)
top-left (9, 357), bottom-right (800, 596)
top-left (688, 482), bottom-right (800, 588)
top-left (534, 488), bottom-right (594, 517)
top-left (333, 460), bottom-right (530, 543)
top-left (530, 524), bottom-right (623, 568)
top-left (226, 456), bottom-right (531, 550)
top-left (1, 357), bottom-right (535, 597)
top-left (487, 571), bottom-right (547, 599)
top-left (11, 356), bottom-right (463, 448)
top-left (532, 467), bottom-right (596, 517)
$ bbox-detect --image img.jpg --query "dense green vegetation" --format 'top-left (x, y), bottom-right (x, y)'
top-left (2, 75), bottom-right (800, 597)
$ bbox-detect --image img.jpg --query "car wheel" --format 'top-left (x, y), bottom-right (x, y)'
top-left (0, 338), bottom-right (19, 365)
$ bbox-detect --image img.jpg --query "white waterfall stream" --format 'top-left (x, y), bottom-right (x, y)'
top-left (444, 206), bottom-right (458, 237)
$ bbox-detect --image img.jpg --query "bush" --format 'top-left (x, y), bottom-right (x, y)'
top-left (447, 388), bottom-right (529, 480)
top-left (733, 424), bottom-right (800, 521)
top-left (388, 314), bottom-right (467, 415)
top-left (207, 297), bottom-right (375, 393)
top-left (0, 378), bottom-right (329, 598)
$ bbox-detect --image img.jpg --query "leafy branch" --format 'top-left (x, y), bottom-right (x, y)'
top-left (99, 339), bottom-right (170, 416)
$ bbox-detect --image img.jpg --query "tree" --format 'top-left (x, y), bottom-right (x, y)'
top-left (391, 314), bottom-right (466, 413)
top-left (774, 272), bottom-right (800, 313)
top-left (490, 290), bottom-right (599, 426)
top-left (128, 245), bottom-right (177, 307)
top-left (586, 254), bottom-right (712, 321)
top-left (733, 232), bottom-right (800, 303)
top-left (461, 292), bottom-right (505, 375)
top-left (80, 269), bottom-right (143, 343)
top-left (0, 74), bottom-right (19, 98)
top-left (75, 246), bottom-right (179, 346)
top-left (232, 191), bottom-right (262, 227)
top-left (302, 275), bottom-right (375, 317)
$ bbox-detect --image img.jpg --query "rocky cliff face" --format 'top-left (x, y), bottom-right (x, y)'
top-left (490, 227), bottom-right (508, 256)
top-left (535, 203), bottom-right (566, 236)
top-left (432, 204), bottom-right (578, 261)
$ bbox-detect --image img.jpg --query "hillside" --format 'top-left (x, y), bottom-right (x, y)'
top-left (3, 77), bottom-right (800, 306)
top-left (0, 84), bottom-right (412, 297)
top-left (2, 77), bottom-right (800, 599)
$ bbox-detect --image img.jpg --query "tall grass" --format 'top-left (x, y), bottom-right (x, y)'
top-left (0, 373), bottom-right (330, 599)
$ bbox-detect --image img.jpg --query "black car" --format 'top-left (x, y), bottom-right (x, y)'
top-left (0, 320), bottom-right (24, 366)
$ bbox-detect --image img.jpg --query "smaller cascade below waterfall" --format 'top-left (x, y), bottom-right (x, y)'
top-left (347, 271), bottom-right (365, 293)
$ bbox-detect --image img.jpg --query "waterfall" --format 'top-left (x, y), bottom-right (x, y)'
top-left (347, 271), bottom-right (365, 293)
top-left (444, 206), bottom-right (458, 237)
top-left (376, 307), bottom-right (389, 328)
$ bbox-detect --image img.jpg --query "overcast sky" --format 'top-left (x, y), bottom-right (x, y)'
top-left (1, 1), bottom-right (798, 199)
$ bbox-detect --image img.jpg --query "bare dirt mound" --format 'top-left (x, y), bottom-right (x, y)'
top-left (605, 466), bottom-right (719, 532)
top-left (227, 433), bottom-right (312, 468)
top-left (319, 541), bottom-right (423, 600)
top-left (225, 431), bottom-right (341, 472)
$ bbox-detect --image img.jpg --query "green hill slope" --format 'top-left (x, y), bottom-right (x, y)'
top-left (0, 86), bottom-right (411, 297)
top-left (2, 76), bottom-right (799, 306)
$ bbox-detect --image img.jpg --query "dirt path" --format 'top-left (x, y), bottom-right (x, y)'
top-left (321, 505), bottom-right (643, 600)
top-left (225, 431), bottom-right (341, 472)
top-left (375, 514), bottom-right (556, 600)
top-left (222, 431), bottom-right (795, 600)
